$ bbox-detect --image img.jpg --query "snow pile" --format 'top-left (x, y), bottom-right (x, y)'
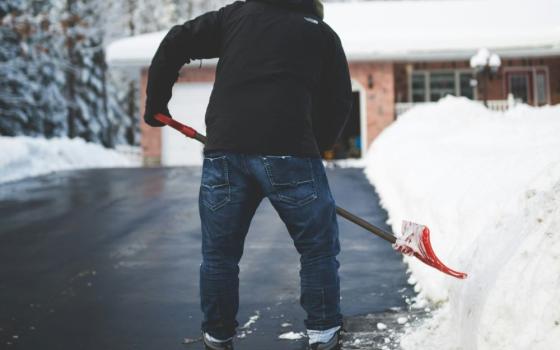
top-left (0, 136), bottom-right (138, 184)
top-left (365, 96), bottom-right (560, 350)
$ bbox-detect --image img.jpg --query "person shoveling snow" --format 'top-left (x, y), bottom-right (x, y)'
top-left (144, 1), bottom-right (466, 349)
top-left (144, 1), bottom-right (350, 349)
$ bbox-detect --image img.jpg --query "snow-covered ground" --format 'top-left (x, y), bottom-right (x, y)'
top-left (0, 136), bottom-right (139, 184)
top-left (365, 96), bottom-right (560, 350)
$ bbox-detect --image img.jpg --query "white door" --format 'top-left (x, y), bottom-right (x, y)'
top-left (162, 83), bottom-right (213, 166)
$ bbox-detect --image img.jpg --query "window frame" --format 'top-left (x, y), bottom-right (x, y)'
top-left (408, 68), bottom-right (477, 103)
top-left (507, 71), bottom-right (531, 104)
top-left (503, 66), bottom-right (551, 106)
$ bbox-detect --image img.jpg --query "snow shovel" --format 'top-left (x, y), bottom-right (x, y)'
top-left (154, 114), bottom-right (468, 280)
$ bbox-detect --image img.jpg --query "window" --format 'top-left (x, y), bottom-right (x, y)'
top-left (429, 72), bottom-right (455, 101)
top-left (509, 73), bottom-right (530, 103)
top-left (410, 70), bottom-right (475, 103)
top-left (411, 73), bottom-right (427, 102)
top-left (459, 73), bottom-right (475, 99)
top-left (536, 72), bottom-right (548, 105)
top-left (505, 68), bottom-right (550, 106)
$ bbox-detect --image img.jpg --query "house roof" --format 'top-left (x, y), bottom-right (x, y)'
top-left (106, 0), bottom-right (560, 66)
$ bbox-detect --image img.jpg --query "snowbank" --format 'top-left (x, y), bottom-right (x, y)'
top-left (0, 136), bottom-right (139, 184)
top-left (365, 97), bottom-right (560, 350)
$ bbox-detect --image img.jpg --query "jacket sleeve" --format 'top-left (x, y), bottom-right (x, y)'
top-left (312, 30), bottom-right (353, 152)
top-left (144, 9), bottom-right (225, 126)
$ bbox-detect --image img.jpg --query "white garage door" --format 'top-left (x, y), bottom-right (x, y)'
top-left (162, 83), bottom-right (213, 166)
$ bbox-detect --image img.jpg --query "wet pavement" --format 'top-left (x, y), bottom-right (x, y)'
top-left (0, 167), bottom-right (415, 350)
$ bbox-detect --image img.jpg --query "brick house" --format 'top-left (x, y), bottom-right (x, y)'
top-left (107, 0), bottom-right (560, 165)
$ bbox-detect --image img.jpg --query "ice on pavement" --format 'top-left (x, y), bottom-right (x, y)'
top-left (366, 96), bottom-right (560, 350)
top-left (278, 331), bottom-right (306, 340)
top-left (0, 136), bottom-right (138, 184)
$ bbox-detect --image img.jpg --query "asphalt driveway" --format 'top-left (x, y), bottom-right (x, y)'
top-left (0, 167), bottom-right (415, 350)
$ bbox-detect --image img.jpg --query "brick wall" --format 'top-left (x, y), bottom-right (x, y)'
top-left (394, 56), bottom-right (560, 105)
top-left (139, 69), bottom-right (161, 166)
top-left (349, 62), bottom-right (395, 147)
top-left (177, 66), bottom-right (216, 83)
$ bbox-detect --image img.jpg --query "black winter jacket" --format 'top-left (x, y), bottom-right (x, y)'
top-left (145, 0), bottom-right (353, 157)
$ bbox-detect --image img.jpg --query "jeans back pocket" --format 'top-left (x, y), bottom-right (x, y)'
top-left (262, 156), bottom-right (317, 206)
top-left (201, 156), bottom-right (231, 211)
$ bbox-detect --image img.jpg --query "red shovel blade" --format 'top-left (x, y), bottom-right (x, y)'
top-left (394, 221), bottom-right (468, 279)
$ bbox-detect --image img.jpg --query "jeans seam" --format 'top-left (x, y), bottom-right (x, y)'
top-left (321, 288), bottom-right (326, 319)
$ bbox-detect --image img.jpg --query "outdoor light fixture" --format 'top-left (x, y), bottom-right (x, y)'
top-left (471, 48), bottom-right (502, 74)
top-left (470, 48), bottom-right (502, 107)
top-left (368, 74), bottom-right (374, 89)
top-left (489, 53), bottom-right (502, 74)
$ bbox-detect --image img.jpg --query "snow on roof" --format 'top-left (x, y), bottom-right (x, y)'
top-left (107, 0), bottom-right (560, 66)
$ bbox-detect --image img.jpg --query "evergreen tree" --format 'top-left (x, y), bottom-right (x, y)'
top-left (61, 0), bottom-right (109, 145)
top-left (0, 0), bottom-right (67, 137)
top-left (1, 0), bottom-right (132, 146)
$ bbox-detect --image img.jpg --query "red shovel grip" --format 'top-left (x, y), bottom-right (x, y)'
top-left (154, 113), bottom-right (207, 144)
top-left (155, 113), bottom-right (197, 139)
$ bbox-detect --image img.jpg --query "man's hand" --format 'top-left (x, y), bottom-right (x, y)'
top-left (144, 107), bottom-right (171, 127)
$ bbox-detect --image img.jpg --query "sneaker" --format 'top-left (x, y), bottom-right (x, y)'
top-left (202, 333), bottom-right (234, 350)
top-left (309, 329), bottom-right (342, 350)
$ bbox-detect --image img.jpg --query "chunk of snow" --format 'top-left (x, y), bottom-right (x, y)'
top-left (241, 311), bottom-right (260, 329)
top-left (489, 53), bottom-right (502, 68)
top-left (278, 331), bottom-right (305, 340)
top-left (376, 322), bottom-right (388, 330)
top-left (397, 317), bottom-right (408, 325)
top-left (182, 338), bottom-right (199, 344)
top-left (0, 136), bottom-right (138, 184)
top-left (366, 96), bottom-right (560, 350)
top-left (470, 48), bottom-right (490, 68)
top-left (281, 323), bottom-right (292, 328)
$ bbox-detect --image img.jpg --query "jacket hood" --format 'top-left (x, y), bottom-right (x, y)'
top-left (247, 0), bottom-right (324, 19)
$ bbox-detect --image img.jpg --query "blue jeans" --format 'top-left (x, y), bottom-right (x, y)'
top-left (199, 152), bottom-right (342, 340)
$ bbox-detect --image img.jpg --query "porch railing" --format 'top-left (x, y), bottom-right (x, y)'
top-left (395, 97), bottom-right (519, 117)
